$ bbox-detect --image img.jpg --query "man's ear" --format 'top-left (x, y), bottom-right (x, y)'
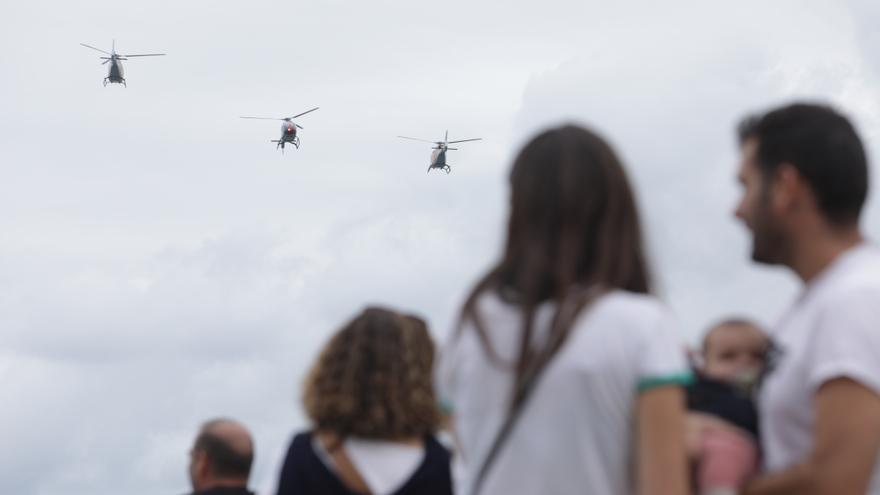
top-left (195, 450), bottom-right (212, 481)
top-left (770, 163), bottom-right (803, 215)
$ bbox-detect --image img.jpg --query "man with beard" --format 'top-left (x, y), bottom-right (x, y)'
top-left (186, 418), bottom-right (255, 495)
top-left (734, 103), bottom-right (880, 495)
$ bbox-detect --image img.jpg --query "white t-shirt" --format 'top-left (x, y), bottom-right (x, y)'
top-left (759, 243), bottom-right (880, 493)
top-left (436, 290), bottom-right (690, 495)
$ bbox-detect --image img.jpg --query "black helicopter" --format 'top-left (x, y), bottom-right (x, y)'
top-left (80, 40), bottom-right (165, 87)
top-left (398, 131), bottom-right (482, 174)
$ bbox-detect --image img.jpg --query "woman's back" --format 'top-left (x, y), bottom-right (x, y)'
top-left (438, 290), bottom-right (689, 494)
top-left (273, 306), bottom-right (452, 495)
top-left (440, 124), bottom-right (690, 495)
top-left (276, 432), bottom-right (452, 495)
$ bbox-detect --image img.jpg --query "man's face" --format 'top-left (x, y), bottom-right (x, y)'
top-left (702, 324), bottom-right (768, 383)
top-left (734, 138), bottom-right (786, 264)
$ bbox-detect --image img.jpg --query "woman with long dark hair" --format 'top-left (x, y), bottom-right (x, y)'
top-left (437, 125), bottom-right (691, 495)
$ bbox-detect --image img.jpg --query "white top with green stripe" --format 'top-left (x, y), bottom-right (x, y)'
top-left (436, 290), bottom-right (690, 495)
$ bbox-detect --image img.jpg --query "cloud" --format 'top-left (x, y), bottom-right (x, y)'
top-left (2, 1), bottom-right (880, 493)
top-left (0, 201), bottom-right (500, 493)
top-left (511, 0), bottom-right (880, 338)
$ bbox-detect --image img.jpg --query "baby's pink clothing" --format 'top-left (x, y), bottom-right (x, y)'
top-left (697, 427), bottom-right (759, 495)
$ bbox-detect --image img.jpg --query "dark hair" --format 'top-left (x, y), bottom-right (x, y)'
top-left (459, 124), bottom-right (652, 403)
top-left (194, 426), bottom-right (253, 479)
top-left (738, 103), bottom-right (868, 226)
top-left (303, 307), bottom-right (441, 441)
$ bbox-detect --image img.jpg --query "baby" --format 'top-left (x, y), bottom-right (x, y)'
top-left (687, 319), bottom-right (769, 495)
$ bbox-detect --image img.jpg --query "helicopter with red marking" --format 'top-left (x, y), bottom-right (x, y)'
top-left (398, 131), bottom-right (482, 174)
top-left (240, 107), bottom-right (320, 153)
top-left (80, 40), bottom-right (165, 87)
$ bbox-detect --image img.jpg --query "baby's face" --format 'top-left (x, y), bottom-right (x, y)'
top-left (702, 324), bottom-right (768, 383)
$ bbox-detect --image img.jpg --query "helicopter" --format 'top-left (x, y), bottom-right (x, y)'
top-left (80, 40), bottom-right (165, 87)
top-left (398, 131), bottom-right (482, 174)
top-left (240, 107), bottom-right (320, 153)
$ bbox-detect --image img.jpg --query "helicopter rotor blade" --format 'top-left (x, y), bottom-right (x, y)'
top-left (447, 138), bottom-right (483, 144)
top-left (102, 59), bottom-right (111, 65)
top-left (123, 53), bottom-right (166, 57)
top-left (80, 43), bottom-right (111, 55)
top-left (447, 147), bottom-right (459, 150)
top-left (289, 107), bottom-right (319, 119)
top-left (398, 136), bottom-right (438, 144)
top-left (295, 124), bottom-right (304, 129)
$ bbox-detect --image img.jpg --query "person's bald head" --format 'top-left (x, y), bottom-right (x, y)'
top-left (189, 418), bottom-right (254, 491)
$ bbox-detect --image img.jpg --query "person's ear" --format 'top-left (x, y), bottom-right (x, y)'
top-left (195, 450), bottom-right (211, 481)
top-left (770, 163), bottom-right (803, 215)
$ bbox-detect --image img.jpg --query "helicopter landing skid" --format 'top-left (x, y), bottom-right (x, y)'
top-left (274, 137), bottom-right (300, 154)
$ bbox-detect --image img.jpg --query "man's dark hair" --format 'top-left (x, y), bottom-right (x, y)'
top-left (194, 429), bottom-right (253, 479)
top-left (738, 102), bottom-right (869, 226)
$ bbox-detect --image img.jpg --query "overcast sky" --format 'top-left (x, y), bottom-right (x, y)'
top-left (2, 1), bottom-right (880, 493)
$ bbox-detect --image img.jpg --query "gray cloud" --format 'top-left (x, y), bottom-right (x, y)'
top-left (2, 0), bottom-right (879, 493)
top-left (512, 0), bottom-right (880, 336)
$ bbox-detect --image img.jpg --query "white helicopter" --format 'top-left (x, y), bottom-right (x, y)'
top-left (80, 40), bottom-right (165, 87)
top-left (240, 107), bottom-right (320, 153)
top-left (398, 131), bottom-right (482, 174)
